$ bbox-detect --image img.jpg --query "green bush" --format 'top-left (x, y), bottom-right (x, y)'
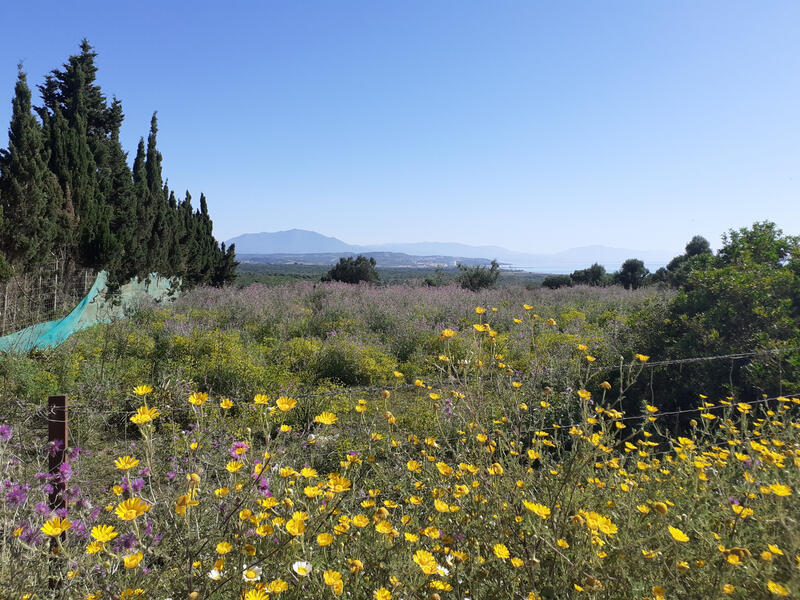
top-left (457, 259), bottom-right (500, 291)
top-left (321, 255), bottom-right (379, 284)
top-left (312, 337), bottom-right (395, 385)
top-left (542, 274), bottom-right (573, 289)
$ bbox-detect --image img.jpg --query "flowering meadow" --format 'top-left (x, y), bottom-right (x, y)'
top-left (1, 282), bottom-right (798, 599)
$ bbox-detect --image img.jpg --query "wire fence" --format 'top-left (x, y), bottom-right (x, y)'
top-left (584, 345), bottom-right (800, 372)
top-left (7, 344), bottom-right (800, 421)
top-left (4, 344), bottom-right (798, 476)
top-left (4, 369), bottom-right (798, 502)
top-left (0, 261), bottom-right (96, 337)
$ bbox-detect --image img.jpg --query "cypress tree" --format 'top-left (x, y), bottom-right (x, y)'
top-left (143, 114), bottom-right (169, 272)
top-left (145, 113), bottom-right (163, 198)
top-left (37, 40), bottom-right (121, 270)
top-left (1, 41), bottom-right (237, 287)
top-left (164, 189), bottom-right (183, 274)
top-left (195, 193), bottom-right (217, 284)
top-left (0, 67), bottom-right (61, 269)
top-left (43, 105), bottom-right (78, 268)
top-left (38, 40), bottom-right (117, 142)
top-left (131, 137), bottom-right (152, 276)
top-left (178, 191), bottom-right (198, 280)
top-left (211, 242), bottom-right (239, 287)
top-left (0, 206), bottom-right (11, 281)
top-left (104, 128), bottom-right (139, 283)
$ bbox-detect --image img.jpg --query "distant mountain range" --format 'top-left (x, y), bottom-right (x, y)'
top-left (227, 229), bottom-right (672, 273)
top-left (240, 252), bottom-right (490, 269)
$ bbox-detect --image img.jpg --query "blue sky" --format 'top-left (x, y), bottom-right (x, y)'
top-left (1, 1), bottom-right (798, 255)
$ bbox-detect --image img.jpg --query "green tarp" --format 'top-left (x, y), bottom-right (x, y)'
top-left (0, 271), bottom-right (178, 354)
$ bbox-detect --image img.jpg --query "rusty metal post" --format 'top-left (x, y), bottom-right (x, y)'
top-left (48, 395), bottom-right (68, 511)
top-left (47, 395), bottom-right (68, 590)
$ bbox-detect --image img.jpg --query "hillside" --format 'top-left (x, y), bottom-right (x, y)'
top-left (227, 229), bottom-right (672, 272)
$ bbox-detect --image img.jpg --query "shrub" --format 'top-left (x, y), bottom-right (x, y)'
top-left (312, 337), bottom-right (394, 385)
top-left (542, 274), bottom-right (573, 289)
top-left (457, 259), bottom-right (500, 291)
top-left (321, 255), bottom-right (379, 284)
top-left (614, 258), bottom-right (649, 289)
top-left (570, 262), bottom-right (608, 285)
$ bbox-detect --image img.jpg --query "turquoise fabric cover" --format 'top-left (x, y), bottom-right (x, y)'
top-left (0, 271), bottom-right (177, 353)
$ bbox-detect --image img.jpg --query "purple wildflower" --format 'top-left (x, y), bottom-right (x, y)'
top-left (6, 483), bottom-right (29, 506)
top-left (114, 532), bottom-right (138, 551)
top-left (58, 462), bottom-right (72, 482)
top-left (48, 439), bottom-right (64, 457)
top-left (230, 441), bottom-right (249, 458)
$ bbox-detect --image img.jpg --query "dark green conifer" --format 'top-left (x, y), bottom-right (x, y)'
top-left (0, 67), bottom-right (60, 268)
top-left (104, 128), bottom-right (140, 283)
top-left (212, 242), bottom-right (239, 286)
top-left (1, 41), bottom-right (237, 287)
top-left (0, 206), bottom-right (11, 281)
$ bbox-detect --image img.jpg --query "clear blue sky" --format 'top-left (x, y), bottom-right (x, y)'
top-left (2, 1), bottom-right (798, 255)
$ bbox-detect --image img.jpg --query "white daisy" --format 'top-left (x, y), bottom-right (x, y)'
top-left (293, 560), bottom-right (312, 576)
top-left (243, 564), bottom-right (262, 582)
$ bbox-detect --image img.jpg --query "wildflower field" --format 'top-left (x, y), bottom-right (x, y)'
top-left (1, 282), bottom-right (798, 599)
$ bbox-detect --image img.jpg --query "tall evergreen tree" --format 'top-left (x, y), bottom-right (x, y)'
top-left (211, 242), bottom-right (239, 286)
top-left (131, 137), bottom-right (153, 276)
top-left (178, 191), bottom-right (198, 279)
top-left (104, 129), bottom-right (140, 283)
top-left (1, 41), bottom-right (237, 287)
top-left (195, 193), bottom-right (218, 284)
top-left (38, 39), bottom-right (119, 141)
top-left (42, 105), bottom-right (78, 268)
top-left (0, 206), bottom-right (11, 281)
top-left (143, 114), bottom-right (171, 272)
top-left (0, 67), bottom-right (61, 268)
top-left (36, 39), bottom-right (121, 270)
top-left (164, 188), bottom-right (184, 274)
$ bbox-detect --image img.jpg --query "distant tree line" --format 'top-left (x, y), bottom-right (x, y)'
top-left (324, 256), bottom-right (503, 292)
top-left (0, 41), bottom-right (237, 287)
top-left (542, 234), bottom-right (715, 291)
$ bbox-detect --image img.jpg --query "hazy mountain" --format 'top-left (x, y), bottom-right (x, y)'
top-left (239, 252), bottom-right (490, 268)
top-left (228, 229), bottom-right (352, 254)
top-left (227, 229), bottom-right (672, 273)
top-left (369, 241), bottom-right (512, 259)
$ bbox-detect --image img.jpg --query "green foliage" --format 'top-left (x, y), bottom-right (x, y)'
top-left (0, 208), bottom-right (10, 281)
top-left (0, 41), bottom-right (235, 287)
top-left (614, 258), bottom-right (649, 290)
top-left (0, 67), bottom-right (61, 269)
top-left (631, 221), bottom-right (800, 412)
top-left (423, 267), bottom-right (448, 287)
top-left (312, 337), bottom-right (395, 385)
top-left (570, 262), bottom-right (608, 286)
top-left (457, 259), bottom-right (500, 291)
top-left (654, 234), bottom-right (714, 288)
top-left (322, 255), bottom-right (379, 284)
top-left (684, 234), bottom-right (712, 257)
top-left (0, 254), bottom-right (10, 281)
top-left (717, 220), bottom-right (798, 267)
top-left (542, 274), bottom-right (573, 289)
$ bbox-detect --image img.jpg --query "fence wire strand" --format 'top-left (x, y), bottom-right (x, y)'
top-left (6, 344), bottom-right (799, 419)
